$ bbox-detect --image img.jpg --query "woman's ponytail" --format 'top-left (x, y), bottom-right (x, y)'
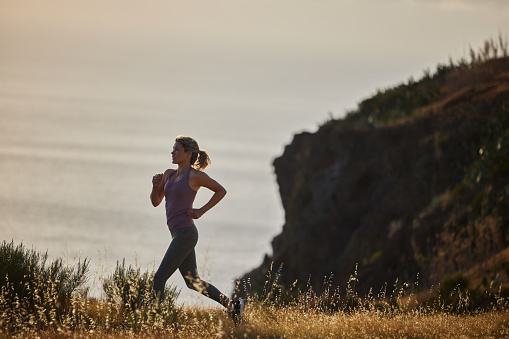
top-left (175, 135), bottom-right (211, 171)
top-left (195, 150), bottom-right (211, 171)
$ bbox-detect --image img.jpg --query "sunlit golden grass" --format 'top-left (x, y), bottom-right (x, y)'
top-left (240, 306), bottom-right (509, 338)
top-left (2, 241), bottom-right (509, 338)
top-left (3, 286), bottom-right (509, 338)
top-left (19, 304), bottom-right (509, 338)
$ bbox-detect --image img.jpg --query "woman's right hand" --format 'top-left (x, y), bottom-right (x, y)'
top-left (152, 173), bottom-right (163, 188)
top-left (150, 173), bottom-right (164, 207)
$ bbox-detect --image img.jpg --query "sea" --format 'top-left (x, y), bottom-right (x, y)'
top-left (0, 71), bottom-right (334, 307)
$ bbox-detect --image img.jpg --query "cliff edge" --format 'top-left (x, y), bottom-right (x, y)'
top-left (239, 56), bottom-right (509, 298)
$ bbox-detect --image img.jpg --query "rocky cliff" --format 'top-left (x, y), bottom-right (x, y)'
top-left (239, 56), bottom-right (509, 298)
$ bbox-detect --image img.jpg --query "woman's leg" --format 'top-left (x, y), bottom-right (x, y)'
top-left (152, 225), bottom-right (230, 308)
top-left (152, 226), bottom-right (198, 300)
top-left (179, 246), bottom-right (230, 308)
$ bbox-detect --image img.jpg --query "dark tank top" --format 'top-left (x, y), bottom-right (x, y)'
top-left (164, 168), bottom-right (197, 230)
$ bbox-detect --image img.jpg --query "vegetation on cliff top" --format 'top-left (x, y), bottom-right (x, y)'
top-left (327, 33), bottom-right (508, 129)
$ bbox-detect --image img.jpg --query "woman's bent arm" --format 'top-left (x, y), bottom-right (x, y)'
top-left (150, 171), bottom-right (166, 207)
top-left (188, 171), bottom-right (227, 219)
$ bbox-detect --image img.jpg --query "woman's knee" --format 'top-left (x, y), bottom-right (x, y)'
top-left (184, 275), bottom-right (206, 292)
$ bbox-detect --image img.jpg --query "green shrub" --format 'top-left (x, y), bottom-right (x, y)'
top-left (0, 240), bottom-right (89, 332)
top-left (440, 272), bottom-right (469, 298)
top-left (102, 259), bottom-right (181, 331)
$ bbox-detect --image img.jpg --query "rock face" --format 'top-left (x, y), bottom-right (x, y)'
top-left (239, 58), bottom-right (509, 297)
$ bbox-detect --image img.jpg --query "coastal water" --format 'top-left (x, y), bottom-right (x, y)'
top-left (0, 79), bottom-right (328, 306)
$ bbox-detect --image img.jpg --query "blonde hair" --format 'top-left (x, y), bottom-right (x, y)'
top-left (175, 135), bottom-right (210, 171)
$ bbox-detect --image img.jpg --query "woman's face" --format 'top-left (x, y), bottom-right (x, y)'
top-left (171, 142), bottom-right (190, 165)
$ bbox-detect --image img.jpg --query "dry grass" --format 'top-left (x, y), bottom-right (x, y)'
top-left (239, 306), bottom-right (509, 338)
top-left (17, 305), bottom-right (509, 338)
top-left (2, 241), bottom-right (509, 338)
top-left (3, 278), bottom-right (509, 339)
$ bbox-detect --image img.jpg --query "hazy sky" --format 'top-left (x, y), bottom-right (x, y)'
top-left (1, 0), bottom-right (508, 123)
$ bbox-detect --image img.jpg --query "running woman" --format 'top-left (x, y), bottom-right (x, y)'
top-left (150, 135), bottom-right (244, 324)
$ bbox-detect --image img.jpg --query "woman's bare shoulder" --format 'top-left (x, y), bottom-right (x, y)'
top-left (189, 168), bottom-right (209, 178)
top-left (163, 168), bottom-right (175, 180)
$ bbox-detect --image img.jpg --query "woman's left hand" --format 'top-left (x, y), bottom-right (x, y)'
top-left (188, 208), bottom-right (204, 219)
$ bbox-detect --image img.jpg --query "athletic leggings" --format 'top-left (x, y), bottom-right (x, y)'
top-left (152, 224), bottom-right (229, 308)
